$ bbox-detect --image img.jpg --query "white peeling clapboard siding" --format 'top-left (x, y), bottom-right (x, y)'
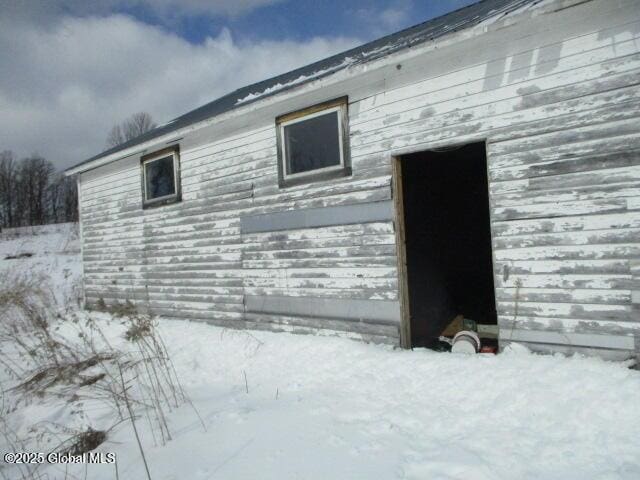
top-left (347, 0), bottom-right (640, 354)
top-left (78, 0), bottom-right (639, 353)
top-left (80, 115), bottom-right (398, 340)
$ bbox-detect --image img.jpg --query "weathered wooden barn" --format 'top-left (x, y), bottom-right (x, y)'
top-left (67, 0), bottom-right (640, 360)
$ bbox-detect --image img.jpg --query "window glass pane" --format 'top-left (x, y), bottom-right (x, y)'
top-left (284, 110), bottom-right (341, 175)
top-left (145, 155), bottom-right (176, 200)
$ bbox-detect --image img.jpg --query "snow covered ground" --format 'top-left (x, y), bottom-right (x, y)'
top-left (0, 223), bottom-right (82, 307)
top-left (1, 225), bottom-right (640, 480)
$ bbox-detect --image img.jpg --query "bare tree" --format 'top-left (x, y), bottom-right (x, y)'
top-left (47, 174), bottom-right (78, 224)
top-left (48, 173), bottom-right (63, 223)
top-left (0, 151), bottom-right (17, 228)
top-left (18, 156), bottom-right (55, 226)
top-left (106, 124), bottom-right (125, 149)
top-left (106, 112), bottom-right (157, 148)
top-left (0, 151), bottom-right (77, 228)
top-left (62, 175), bottom-right (79, 223)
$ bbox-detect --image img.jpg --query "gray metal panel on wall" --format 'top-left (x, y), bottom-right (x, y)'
top-left (501, 329), bottom-right (636, 351)
top-left (245, 295), bottom-right (401, 325)
top-left (241, 200), bottom-right (394, 234)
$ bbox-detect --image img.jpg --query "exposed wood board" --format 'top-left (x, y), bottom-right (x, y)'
top-left (242, 234), bottom-right (396, 253)
top-left (490, 116), bottom-right (640, 155)
top-left (490, 145), bottom-right (640, 183)
top-left (81, 186), bottom-right (391, 229)
top-left (352, 52), bottom-right (640, 152)
top-left (493, 259), bottom-right (631, 274)
top-left (491, 212), bottom-right (640, 236)
top-left (243, 287), bottom-right (398, 301)
top-left (352, 57), bottom-right (640, 148)
top-left (242, 277), bottom-right (398, 290)
top-left (241, 257), bottom-right (399, 269)
top-left (495, 287), bottom-right (632, 304)
top-left (501, 329), bottom-right (635, 350)
top-left (489, 133), bottom-right (640, 171)
top-left (242, 222), bottom-right (394, 242)
top-left (353, 13), bottom-right (640, 125)
top-left (491, 198), bottom-right (628, 221)
top-left (355, 65), bottom-right (640, 136)
top-left (352, 94), bottom-right (640, 159)
top-left (494, 165), bottom-right (640, 197)
top-left (242, 267), bottom-right (398, 279)
top-left (354, 79), bottom-right (640, 159)
top-left (499, 341), bottom-right (635, 361)
top-left (492, 227), bottom-right (640, 249)
top-left (495, 273), bottom-right (636, 289)
top-left (492, 184), bottom-right (640, 209)
top-left (498, 315), bottom-right (640, 333)
top-left (494, 243), bottom-right (640, 261)
top-left (497, 300), bottom-right (636, 321)
top-left (82, 233), bottom-right (393, 256)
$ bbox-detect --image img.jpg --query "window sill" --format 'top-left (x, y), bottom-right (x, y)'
top-left (142, 194), bottom-right (182, 209)
top-left (278, 166), bottom-right (352, 189)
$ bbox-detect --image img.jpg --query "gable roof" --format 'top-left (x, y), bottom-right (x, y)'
top-left (68, 0), bottom-right (540, 174)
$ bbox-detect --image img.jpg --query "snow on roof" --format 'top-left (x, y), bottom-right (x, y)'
top-left (68, 0), bottom-right (541, 173)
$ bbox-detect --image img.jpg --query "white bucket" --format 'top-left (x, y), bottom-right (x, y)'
top-left (451, 330), bottom-right (481, 354)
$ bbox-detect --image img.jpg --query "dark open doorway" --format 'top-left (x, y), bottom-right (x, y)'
top-left (396, 142), bottom-right (497, 349)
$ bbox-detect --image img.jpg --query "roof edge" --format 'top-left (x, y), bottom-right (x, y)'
top-left (66, 0), bottom-right (564, 176)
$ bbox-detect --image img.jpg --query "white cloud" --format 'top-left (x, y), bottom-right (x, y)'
top-left (378, 2), bottom-right (413, 31)
top-left (143, 0), bottom-right (284, 17)
top-left (353, 0), bottom-right (414, 38)
top-left (0, 13), bottom-right (359, 169)
top-left (0, 0), bottom-right (283, 24)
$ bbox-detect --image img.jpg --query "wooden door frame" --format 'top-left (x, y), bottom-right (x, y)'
top-left (392, 140), bottom-right (497, 350)
top-left (391, 156), bottom-right (412, 349)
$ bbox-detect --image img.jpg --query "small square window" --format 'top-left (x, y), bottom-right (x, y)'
top-left (277, 97), bottom-right (351, 187)
top-left (141, 146), bottom-right (181, 208)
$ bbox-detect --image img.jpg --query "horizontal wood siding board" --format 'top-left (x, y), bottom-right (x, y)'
top-left (491, 212), bottom-right (640, 237)
top-left (243, 312), bottom-right (400, 338)
top-left (182, 315), bottom-right (399, 345)
top-left (243, 288), bottom-right (397, 301)
top-left (240, 200), bottom-right (394, 234)
top-left (352, 30), bottom-right (640, 130)
top-left (497, 301), bottom-right (637, 321)
top-left (241, 257), bottom-right (398, 268)
top-left (501, 329), bottom-right (635, 350)
top-left (354, 74), bottom-right (640, 154)
top-left (495, 274), bottom-right (636, 290)
top-left (244, 295), bottom-right (401, 325)
top-left (81, 184), bottom-right (391, 229)
top-left (490, 148), bottom-right (640, 184)
top-left (77, 0), bottom-right (640, 353)
top-left (497, 315), bottom-right (640, 335)
top-left (500, 341), bottom-right (635, 361)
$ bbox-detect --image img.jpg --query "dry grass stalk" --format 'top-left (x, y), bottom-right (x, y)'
top-left (1, 270), bottom-right (204, 478)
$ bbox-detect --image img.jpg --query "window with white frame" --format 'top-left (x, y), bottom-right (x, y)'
top-left (276, 97), bottom-right (350, 187)
top-left (141, 146), bottom-right (181, 207)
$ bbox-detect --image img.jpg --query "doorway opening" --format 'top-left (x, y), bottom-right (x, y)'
top-left (396, 142), bottom-right (497, 349)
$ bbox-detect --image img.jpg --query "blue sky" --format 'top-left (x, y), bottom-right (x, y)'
top-left (0, 0), bottom-right (478, 168)
top-left (112, 0), bottom-right (478, 46)
top-left (119, 0), bottom-right (475, 43)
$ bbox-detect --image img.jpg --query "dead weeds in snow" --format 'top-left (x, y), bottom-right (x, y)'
top-left (60, 427), bottom-right (107, 456)
top-left (0, 271), bottom-right (205, 479)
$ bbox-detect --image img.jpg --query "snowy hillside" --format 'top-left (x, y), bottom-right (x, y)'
top-left (0, 223), bottom-right (82, 307)
top-left (1, 225), bottom-right (640, 480)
